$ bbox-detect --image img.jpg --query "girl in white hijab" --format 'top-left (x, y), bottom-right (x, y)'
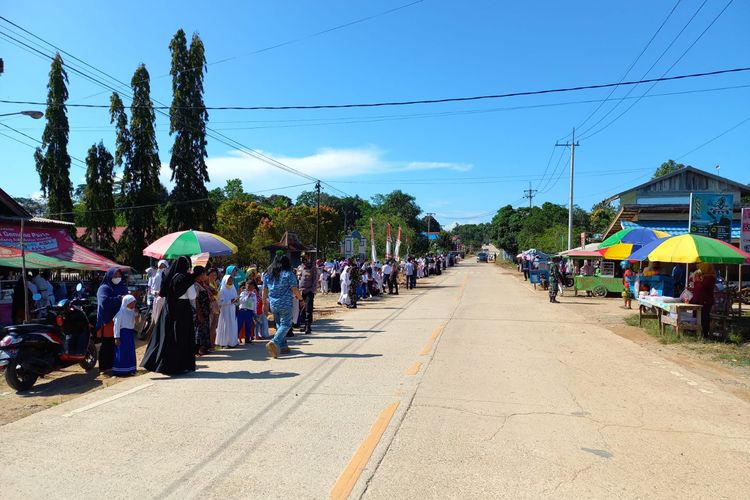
top-left (338, 263), bottom-right (351, 306)
top-left (215, 274), bottom-right (239, 348)
top-left (113, 295), bottom-right (138, 376)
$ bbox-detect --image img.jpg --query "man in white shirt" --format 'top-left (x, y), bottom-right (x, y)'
top-left (31, 271), bottom-right (54, 306)
top-left (382, 261), bottom-right (392, 294)
top-left (405, 257), bottom-right (416, 289)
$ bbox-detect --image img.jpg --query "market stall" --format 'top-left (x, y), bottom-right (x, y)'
top-left (0, 221), bottom-right (125, 325)
top-left (628, 233), bottom-right (750, 338)
top-left (561, 248), bottom-right (622, 297)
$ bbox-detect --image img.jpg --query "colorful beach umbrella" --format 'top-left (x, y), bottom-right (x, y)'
top-left (191, 252), bottom-right (211, 268)
top-left (597, 227), bottom-right (670, 260)
top-left (143, 230), bottom-right (237, 259)
top-left (627, 234), bottom-right (750, 264)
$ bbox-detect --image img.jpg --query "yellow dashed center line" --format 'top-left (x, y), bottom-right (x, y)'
top-left (419, 324), bottom-right (445, 355)
top-left (405, 361), bottom-right (422, 375)
top-left (330, 401), bottom-right (401, 500)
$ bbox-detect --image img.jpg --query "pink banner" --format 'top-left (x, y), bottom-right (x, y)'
top-left (0, 223), bottom-right (74, 258)
top-left (741, 207), bottom-right (750, 254)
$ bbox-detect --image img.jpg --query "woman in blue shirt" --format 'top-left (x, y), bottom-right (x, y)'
top-left (263, 254), bottom-right (303, 358)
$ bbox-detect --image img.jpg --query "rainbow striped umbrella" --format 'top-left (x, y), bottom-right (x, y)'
top-left (598, 227), bottom-right (670, 260)
top-left (628, 234), bottom-right (750, 264)
top-left (143, 230), bottom-right (237, 259)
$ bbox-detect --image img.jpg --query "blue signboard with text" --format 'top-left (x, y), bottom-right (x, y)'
top-left (689, 193), bottom-right (734, 242)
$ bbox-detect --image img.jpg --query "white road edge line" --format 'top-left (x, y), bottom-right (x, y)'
top-left (62, 382), bottom-right (154, 417)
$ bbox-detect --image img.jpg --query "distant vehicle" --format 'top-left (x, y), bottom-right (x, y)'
top-left (476, 252), bottom-right (488, 263)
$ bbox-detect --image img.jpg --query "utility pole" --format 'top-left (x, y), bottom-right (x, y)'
top-left (523, 181), bottom-right (538, 210)
top-left (315, 180), bottom-right (321, 260)
top-left (425, 212), bottom-right (435, 235)
top-left (555, 128), bottom-right (579, 250)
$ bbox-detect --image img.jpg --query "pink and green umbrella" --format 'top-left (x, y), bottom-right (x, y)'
top-left (143, 230), bottom-right (237, 259)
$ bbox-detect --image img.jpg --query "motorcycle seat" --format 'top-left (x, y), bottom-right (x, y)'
top-left (3, 323), bottom-right (58, 335)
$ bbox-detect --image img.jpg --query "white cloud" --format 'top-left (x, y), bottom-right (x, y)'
top-left (159, 146), bottom-right (473, 192)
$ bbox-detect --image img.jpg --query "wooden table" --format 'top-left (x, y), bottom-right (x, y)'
top-left (638, 296), bottom-right (703, 338)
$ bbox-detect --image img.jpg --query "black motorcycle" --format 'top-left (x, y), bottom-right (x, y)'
top-left (0, 296), bottom-right (97, 391)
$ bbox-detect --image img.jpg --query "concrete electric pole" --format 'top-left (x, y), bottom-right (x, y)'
top-left (523, 181), bottom-right (538, 210)
top-left (555, 128), bottom-right (580, 250)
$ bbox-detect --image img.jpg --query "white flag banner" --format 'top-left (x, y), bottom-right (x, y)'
top-left (385, 223), bottom-right (392, 259)
top-left (394, 226), bottom-right (402, 260)
top-left (370, 218), bottom-right (377, 262)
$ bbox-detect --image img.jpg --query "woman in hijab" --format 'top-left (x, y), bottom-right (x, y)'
top-left (113, 295), bottom-right (138, 376)
top-left (690, 263), bottom-right (716, 338)
top-left (215, 274), bottom-right (239, 348)
top-left (96, 267), bottom-right (127, 373)
top-left (141, 256), bottom-right (196, 374)
top-left (193, 266), bottom-right (212, 356)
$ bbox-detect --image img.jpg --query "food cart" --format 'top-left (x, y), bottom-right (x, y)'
top-left (562, 249), bottom-right (623, 297)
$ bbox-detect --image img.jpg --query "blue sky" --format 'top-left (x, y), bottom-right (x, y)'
top-left (1, 0), bottom-right (749, 227)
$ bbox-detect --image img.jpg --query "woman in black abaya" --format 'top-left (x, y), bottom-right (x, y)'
top-left (141, 256), bottom-right (196, 374)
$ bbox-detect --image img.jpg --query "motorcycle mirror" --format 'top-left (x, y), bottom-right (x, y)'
top-left (76, 283), bottom-right (84, 292)
top-left (32, 293), bottom-right (42, 301)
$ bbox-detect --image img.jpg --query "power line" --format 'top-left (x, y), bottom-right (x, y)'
top-left (571, 0), bottom-right (683, 134)
top-left (575, 0), bottom-right (710, 140)
top-left (579, 0), bottom-right (734, 141)
top-left (0, 122), bottom-right (88, 170)
top-left (31, 0), bottom-right (426, 103)
top-left (0, 130), bottom-right (38, 149)
top-left (0, 20), bottom-right (347, 196)
top-left (676, 115), bottom-right (750, 160)
top-left (1, 67), bottom-right (748, 111)
top-left (537, 147), bottom-right (568, 194)
top-left (47, 182), bottom-right (315, 217)
top-left (7, 83), bottom-right (749, 134)
top-left (326, 167), bottom-right (654, 186)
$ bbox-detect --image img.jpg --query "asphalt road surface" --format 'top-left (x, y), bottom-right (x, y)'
top-left (1, 262), bottom-right (748, 499)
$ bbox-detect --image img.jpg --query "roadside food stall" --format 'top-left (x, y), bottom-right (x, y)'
top-left (0, 191), bottom-right (125, 325)
top-left (577, 227), bottom-right (672, 298)
top-left (562, 248), bottom-right (624, 297)
top-left (521, 249), bottom-right (550, 289)
top-left (627, 234), bottom-right (750, 339)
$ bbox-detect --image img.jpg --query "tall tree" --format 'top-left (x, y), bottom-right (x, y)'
top-left (34, 53), bottom-right (73, 221)
top-left (110, 66), bottom-right (163, 267)
top-left (652, 159), bottom-right (686, 179)
top-left (371, 190), bottom-right (422, 232)
top-left (166, 29), bottom-right (213, 231)
top-left (82, 142), bottom-right (116, 251)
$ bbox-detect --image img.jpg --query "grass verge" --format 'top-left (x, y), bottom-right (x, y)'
top-left (625, 313), bottom-right (750, 367)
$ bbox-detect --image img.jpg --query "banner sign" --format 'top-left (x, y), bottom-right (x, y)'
top-left (385, 223), bottom-right (392, 259)
top-left (0, 223), bottom-right (74, 257)
top-left (370, 218), bottom-right (377, 262)
top-left (394, 226), bottom-right (402, 259)
top-left (741, 207), bottom-right (750, 253)
top-left (689, 193), bottom-right (734, 242)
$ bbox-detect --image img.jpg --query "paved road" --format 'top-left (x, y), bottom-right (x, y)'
top-left (1, 263), bottom-right (749, 499)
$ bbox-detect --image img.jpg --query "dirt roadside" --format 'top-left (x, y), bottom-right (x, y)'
top-left (496, 263), bottom-right (750, 404)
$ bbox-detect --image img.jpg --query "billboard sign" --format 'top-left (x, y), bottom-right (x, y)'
top-left (689, 193), bottom-right (734, 242)
top-left (741, 207), bottom-right (750, 253)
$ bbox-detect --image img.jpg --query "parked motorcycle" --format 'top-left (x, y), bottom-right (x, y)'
top-left (0, 292), bottom-right (97, 391)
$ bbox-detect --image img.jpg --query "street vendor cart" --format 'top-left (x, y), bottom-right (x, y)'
top-left (562, 249), bottom-right (622, 297)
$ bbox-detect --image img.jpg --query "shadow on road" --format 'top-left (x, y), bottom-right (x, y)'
top-left (188, 369), bottom-right (299, 380)
top-left (16, 371), bottom-right (103, 397)
top-left (282, 351), bottom-right (382, 360)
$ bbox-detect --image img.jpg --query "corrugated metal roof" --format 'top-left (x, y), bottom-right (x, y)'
top-left (28, 216), bottom-right (75, 227)
top-left (621, 220), bottom-right (741, 239)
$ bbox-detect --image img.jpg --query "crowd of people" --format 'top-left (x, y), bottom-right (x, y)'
top-left (90, 251), bottom-right (458, 376)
